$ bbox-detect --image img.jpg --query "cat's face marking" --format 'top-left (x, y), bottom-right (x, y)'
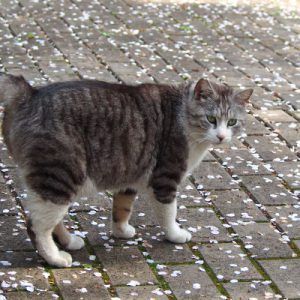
top-left (186, 79), bottom-right (253, 145)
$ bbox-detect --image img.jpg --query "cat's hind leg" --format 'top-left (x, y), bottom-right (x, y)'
top-left (112, 189), bottom-right (136, 239)
top-left (17, 135), bottom-right (86, 266)
top-left (53, 221), bottom-right (85, 251)
top-left (25, 197), bottom-right (73, 267)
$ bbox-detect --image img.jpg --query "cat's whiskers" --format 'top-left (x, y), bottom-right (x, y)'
top-left (188, 136), bottom-right (209, 148)
top-left (188, 131), bottom-right (208, 146)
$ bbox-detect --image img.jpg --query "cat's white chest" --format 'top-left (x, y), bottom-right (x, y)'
top-left (186, 141), bottom-right (211, 175)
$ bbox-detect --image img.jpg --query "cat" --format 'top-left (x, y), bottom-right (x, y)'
top-left (0, 73), bottom-right (253, 267)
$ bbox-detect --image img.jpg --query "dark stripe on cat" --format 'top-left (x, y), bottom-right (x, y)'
top-left (122, 188), bottom-right (137, 196)
top-left (28, 159), bottom-right (85, 186)
top-left (152, 184), bottom-right (177, 204)
top-left (29, 181), bottom-right (73, 203)
top-left (27, 171), bottom-right (77, 195)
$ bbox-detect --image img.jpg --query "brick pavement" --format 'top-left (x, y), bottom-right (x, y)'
top-left (0, 0), bottom-right (299, 299)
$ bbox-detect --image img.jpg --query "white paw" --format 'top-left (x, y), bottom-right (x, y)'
top-left (165, 225), bottom-right (192, 244)
top-left (44, 250), bottom-right (73, 267)
top-left (66, 235), bottom-right (85, 250)
top-left (112, 223), bottom-right (136, 239)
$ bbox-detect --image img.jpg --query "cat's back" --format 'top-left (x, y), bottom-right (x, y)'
top-left (28, 80), bottom-right (163, 124)
top-left (36, 79), bottom-right (134, 98)
top-left (8, 79), bottom-right (167, 187)
top-left (8, 80), bottom-right (147, 135)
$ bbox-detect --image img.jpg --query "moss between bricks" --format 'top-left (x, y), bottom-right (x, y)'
top-left (137, 244), bottom-right (177, 300)
top-left (189, 242), bottom-right (230, 298)
top-left (68, 214), bottom-right (118, 298)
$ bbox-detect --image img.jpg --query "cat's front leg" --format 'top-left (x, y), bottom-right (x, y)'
top-left (150, 189), bottom-right (192, 243)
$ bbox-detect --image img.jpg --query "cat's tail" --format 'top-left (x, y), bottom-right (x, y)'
top-left (0, 73), bottom-right (34, 105)
top-left (0, 73), bottom-right (34, 154)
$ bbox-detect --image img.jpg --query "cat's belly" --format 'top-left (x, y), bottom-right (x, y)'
top-left (87, 155), bottom-right (156, 193)
top-left (79, 172), bottom-right (152, 197)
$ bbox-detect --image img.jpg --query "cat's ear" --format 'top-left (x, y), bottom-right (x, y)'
top-left (194, 78), bottom-right (216, 100)
top-left (234, 88), bottom-right (253, 106)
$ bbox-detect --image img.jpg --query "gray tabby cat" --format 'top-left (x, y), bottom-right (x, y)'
top-left (0, 73), bottom-right (253, 267)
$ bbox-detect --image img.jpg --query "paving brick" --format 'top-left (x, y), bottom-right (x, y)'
top-left (115, 286), bottom-right (168, 300)
top-left (253, 110), bottom-right (297, 124)
top-left (0, 251), bottom-right (44, 269)
top-left (294, 240), bottom-right (300, 250)
top-left (0, 1), bottom-right (300, 299)
top-left (130, 196), bottom-right (159, 226)
top-left (0, 215), bottom-right (33, 251)
top-left (0, 183), bottom-right (16, 214)
top-left (68, 247), bottom-right (93, 267)
top-left (52, 268), bottom-right (111, 300)
top-left (233, 222), bottom-right (295, 258)
top-left (250, 87), bottom-right (283, 110)
top-left (192, 161), bottom-right (239, 190)
top-left (245, 135), bottom-right (297, 161)
top-left (144, 240), bottom-right (193, 263)
top-left (76, 210), bottom-right (186, 248)
top-left (210, 190), bottom-right (267, 222)
top-left (6, 291), bottom-right (58, 299)
top-left (270, 122), bottom-right (300, 149)
top-left (177, 179), bottom-right (207, 207)
top-left (213, 139), bottom-right (246, 151)
top-left (203, 151), bottom-right (216, 161)
top-left (241, 175), bottom-right (298, 205)
top-left (214, 148), bottom-right (271, 175)
top-left (245, 114), bottom-right (269, 135)
top-left (293, 112), bottom-right (300, 120)
top-left (224, 282), bottom-right (276, 300)
top-left (0, 141), bottom-right (17, 168)
top-left (265, 205), bottom-right (300, 239)
top-left (278, 90), bottom-right (300, 110)
top-left (178, 207), bottom-right (232, 242)
top-left (76, 205), bottom-right (166, 246)
top-left (162, 265), bottom-right (222, 299)
top-left (271, 161), bottom-right (300, 190)
top-left (95, 246), bottom-right (156, 285)
top-left (75, 211), bottom-right (112, 247)
top-left (260, 259), bottom-right (300, 299)
top-left (0, 267), bottom-right (50, 292)
top-left (200, 243), bottom-right (262, 280)
top-left (4, 168), bottom-right (26, 196)
top-left (72, 191), bottom-right (112, 212)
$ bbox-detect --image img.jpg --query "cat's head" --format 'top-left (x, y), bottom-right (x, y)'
top-left (185, 78), bottom-right (253, 145)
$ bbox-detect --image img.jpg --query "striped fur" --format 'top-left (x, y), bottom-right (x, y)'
top-left (0, 74), bottom-right (252, 266)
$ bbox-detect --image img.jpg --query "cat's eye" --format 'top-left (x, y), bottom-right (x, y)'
top-left (206, 115), bottom-right (216, 124)
top-left (227, 119), bottom-right (237, 126)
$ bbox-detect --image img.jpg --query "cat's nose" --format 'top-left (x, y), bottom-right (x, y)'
top-left (217, 134), bottom-right (225, 142)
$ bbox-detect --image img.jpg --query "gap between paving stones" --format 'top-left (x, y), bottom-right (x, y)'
top-left (1, 1), bottom-right (79, 82)
top-left (0, 1), bottom-right (299, 299)
top-left (16, 0), bottom-right (92, 81)
top-left (210, 147), bottom-right (298, 254)
top-left (0, 12), bottom-right (49, 82)
top-left (187, 160), bottom-right (287, 297)
top-left (214, 7), bottom-right (300, 90)
top-left (43, 0), bottom-right (130, 83)
top-left (167, 3), bottom-right (298, 111)
top-left (119, 0), bottom-right (299, 157)
top-left (70, 0), bottom-right (182, 84)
